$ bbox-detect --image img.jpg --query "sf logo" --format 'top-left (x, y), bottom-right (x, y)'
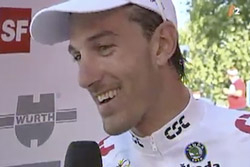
top-left (165, 115), bottom-right (190, 140)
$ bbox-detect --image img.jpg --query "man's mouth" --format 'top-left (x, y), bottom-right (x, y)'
top-left (96, 88), bottom-right (120, 105)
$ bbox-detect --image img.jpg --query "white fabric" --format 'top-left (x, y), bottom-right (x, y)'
top-left (230, 76), bottom-right (240, 84)
top-left (99, 96), bottom-right (250, 167)
top-left (229, 84), bottom-right (236, 92)
top-left (227, 69), bottom-right (239, 76)
top-left (30, 0), bottom-right (177, 45)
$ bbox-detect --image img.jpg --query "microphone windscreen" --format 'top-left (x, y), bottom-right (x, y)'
top-left (64, 141), bottom-right (103, 167)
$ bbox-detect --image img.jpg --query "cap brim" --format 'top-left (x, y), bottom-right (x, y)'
top-left (227, 69), bottom-right (239, 76)
top-left (30, 0), bottom-right (129, 45)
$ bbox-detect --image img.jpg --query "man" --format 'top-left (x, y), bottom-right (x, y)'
top-left (223, 68), bottom-right (246, 110)
top-left (192, 90), bottom-right (214, 105)
top-left (30, 0), bottom-right (250, 166)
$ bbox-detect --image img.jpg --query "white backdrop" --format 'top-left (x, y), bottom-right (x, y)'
top-left (0, 0), bottom-right (106, 166)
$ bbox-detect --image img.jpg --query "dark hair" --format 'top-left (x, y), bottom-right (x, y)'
top-left (127, 4), bottom-right (185, 79)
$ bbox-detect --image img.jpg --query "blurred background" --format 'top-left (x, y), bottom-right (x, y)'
top-left (175, 0), bottom-right (250, 110)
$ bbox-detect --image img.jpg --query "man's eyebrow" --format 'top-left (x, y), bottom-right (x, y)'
top-left (87, 30), bottom-right (118, 42)
top-left (67, 31), bottom-right (118, 54)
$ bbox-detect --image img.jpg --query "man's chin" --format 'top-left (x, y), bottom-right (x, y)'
top-left (103, 124), bottom-right (130, 136)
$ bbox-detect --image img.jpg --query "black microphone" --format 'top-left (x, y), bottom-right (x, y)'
top-left (64, 141), bottom-right (103, 167)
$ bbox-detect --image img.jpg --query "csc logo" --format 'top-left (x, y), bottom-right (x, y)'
top-left (235, 114), bottom-right (250, 134)
top-left (0, 8), bottom-right (31, 54)
top-left (165, 115), bottom-right (190, 140)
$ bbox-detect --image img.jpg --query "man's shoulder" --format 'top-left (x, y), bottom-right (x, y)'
top-left (234, 78), bottom-right (245, 86)
top-left (204, 101), bottom-right (248, 117)
top-left (202, 101), bottom-right (250, 135)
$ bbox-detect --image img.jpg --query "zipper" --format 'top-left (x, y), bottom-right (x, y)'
top-left (150, 136), bottom-right (158, 152)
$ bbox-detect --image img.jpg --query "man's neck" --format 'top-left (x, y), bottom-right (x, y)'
top-left (231, 76), bottom-right (240, 83)
top-left (132, 81), bottom-right (190, 137)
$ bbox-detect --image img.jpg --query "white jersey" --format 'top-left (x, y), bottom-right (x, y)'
top-left (98, 96), bottom-right (250, 167)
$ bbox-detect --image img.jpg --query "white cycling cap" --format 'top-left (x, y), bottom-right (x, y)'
top-left (30, 0), bottom-right (177, 45)
top-left (227, 68), bottom-right (239, 76)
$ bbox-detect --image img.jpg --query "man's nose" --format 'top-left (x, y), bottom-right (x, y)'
top-left (78, 57), bottom-right (102, 89)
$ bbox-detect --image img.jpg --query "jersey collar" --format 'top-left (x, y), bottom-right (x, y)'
top-left (129, 94), bottom-right (206, 156)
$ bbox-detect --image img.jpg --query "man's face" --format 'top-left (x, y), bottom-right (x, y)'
top-left (228, 74), bottom-right (237, 82)
top-left (69, 7), bottom-right (162, 135)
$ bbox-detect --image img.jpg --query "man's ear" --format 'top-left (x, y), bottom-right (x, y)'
top-left (150, 21), bottom-right (178, 66)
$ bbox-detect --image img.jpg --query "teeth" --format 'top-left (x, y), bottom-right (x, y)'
top-left (109, 91), bottom-right (113, 98)
top-left (97, 89), bottom-right (119, 103)
top-left (105, 92), bottom-right (109, 99)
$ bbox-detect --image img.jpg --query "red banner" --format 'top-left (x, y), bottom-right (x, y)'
top-left (0, 8), bottom-right (32, 54)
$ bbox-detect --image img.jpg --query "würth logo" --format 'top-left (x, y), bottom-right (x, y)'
top-left (0, 7), bottom-right (31, 54)
top-left (0, 93), bottom-right (77, 148)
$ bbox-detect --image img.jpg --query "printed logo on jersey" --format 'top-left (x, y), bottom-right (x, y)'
top-left (131, 133), bottom-right (144, 148)
top-left (180, 161), bottom-right (221, 167)
top-left (99, 136), bottom-right (115, 156)
top-left (117, 159), bottom-right (131, 167)
top-left (235, 114), bottom-right (250, 134)
top-left (185, 142), bottom-right (206, 163)
top-left (165, 115), bottom-right (190, 140)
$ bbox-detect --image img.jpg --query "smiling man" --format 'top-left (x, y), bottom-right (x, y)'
top-left (30, 0), bottom-right (250, 166)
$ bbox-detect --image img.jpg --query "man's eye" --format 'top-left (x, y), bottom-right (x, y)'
top-left (73, 53), bottom-right (81, 62)
top-left (98, 45), bottom-right (114, 56)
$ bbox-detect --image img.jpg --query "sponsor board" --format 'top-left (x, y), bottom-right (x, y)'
top-left (0, 93), bottom-right (77, 148)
